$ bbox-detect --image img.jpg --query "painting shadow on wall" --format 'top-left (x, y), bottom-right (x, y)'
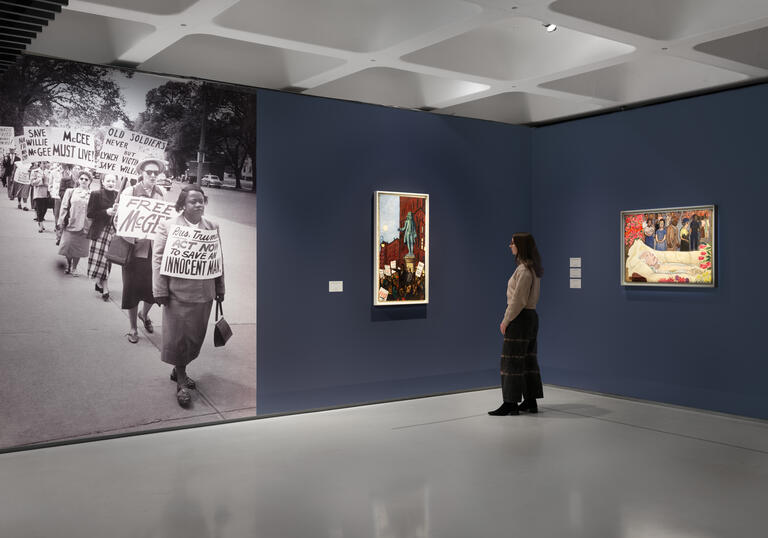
top-left (371, 305), bottom-right (427, 322)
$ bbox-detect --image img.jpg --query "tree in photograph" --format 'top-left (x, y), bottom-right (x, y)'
top-left (133, 80), bottom-right (201, 177)
top-left (0, 56), bottom-right (129, 133)
top-left (130, 79), bottom-right (257, 190)
top-left (199, 84), bottom-right (257, 191)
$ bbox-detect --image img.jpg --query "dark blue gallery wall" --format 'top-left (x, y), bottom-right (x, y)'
top-left (257, 90), bottom-right (532, 414)
top-left (531, 83), bottom-right (768, 419)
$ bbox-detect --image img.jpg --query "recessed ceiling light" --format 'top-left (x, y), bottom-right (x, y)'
top-left (543, 23), bottom-right (557, 32)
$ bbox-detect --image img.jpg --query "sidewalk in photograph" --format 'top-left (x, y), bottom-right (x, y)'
top-left (0, 185), bottom-right (257, 450)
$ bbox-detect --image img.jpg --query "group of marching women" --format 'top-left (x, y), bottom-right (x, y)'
top-left (3, 153), bottom-right (225, 408)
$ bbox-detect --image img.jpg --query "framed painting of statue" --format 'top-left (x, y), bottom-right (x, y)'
top-left (374, 191), bottom-right (429, 305)
top-left (621, 205), bottom-right (716, 287)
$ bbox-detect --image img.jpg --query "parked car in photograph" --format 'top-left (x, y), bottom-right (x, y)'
top-left (201, 174), bottom-right (222, 188)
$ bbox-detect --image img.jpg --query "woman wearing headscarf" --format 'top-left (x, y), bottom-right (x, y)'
top-left (86, 173), bottom-right (119, 301)
top-left (57, 170), bottom-right (92, 276)
top-left (153, 184), bottom-right (225, 407)
top-left (489, 232), bottom-right (544, 416)
top-left (118, 157), bottom-right (166, 344)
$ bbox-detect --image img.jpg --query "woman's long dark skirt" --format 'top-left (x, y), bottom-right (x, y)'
top-left (500, 309), bottom-right (543, 403)
top-left (121, 253), bottom-right (155, 310)
top-left (161, 299), bottom-right (213, 367)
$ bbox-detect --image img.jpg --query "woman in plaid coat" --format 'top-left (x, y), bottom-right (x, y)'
top-left (86, 173), bottom-right (119, 301)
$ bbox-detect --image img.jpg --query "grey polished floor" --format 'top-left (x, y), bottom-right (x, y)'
top-left (1, 386), bottom-right (766, 538)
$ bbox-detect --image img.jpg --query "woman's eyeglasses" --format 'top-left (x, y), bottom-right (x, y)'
top-left (144, 169), bottom-right (160, 176)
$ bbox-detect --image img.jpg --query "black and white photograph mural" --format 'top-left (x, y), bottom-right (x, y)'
top-left (0, 56), bottom-right (257, 451)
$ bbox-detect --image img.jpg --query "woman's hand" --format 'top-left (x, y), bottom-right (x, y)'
top-left (499, 322), bottom-right (507, 336)
top-left (215, 294), bottom-right (224, 303)
top-left (106, 207), bottom-right (115, 216)
top-left (156, 296), bottom-right (169, 306)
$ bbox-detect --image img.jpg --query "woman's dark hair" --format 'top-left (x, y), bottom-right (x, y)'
top-left (175, 184), bottom-right (208, 212)
top-left (77, 170), bottom-right (93, 184)
top-left (512, 232), bottom-right (543, 277)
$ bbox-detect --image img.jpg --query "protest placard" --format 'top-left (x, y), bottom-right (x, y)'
top-left (96, 127), bottom-right (167, 175)
top-left (13, 136), bottom-right (28, 161)
top-left (0, 127), bottom-right (13, 153)
top-left (378, 287), bottom-right (389, 301)
top-left (114, 195), bottom-right (177, 240)
top-left (160, 225), bottom-right (223, 280)
top-left (12, 161), bottom-right (31, 184)
top-left (23, 126), bottom-right (95, 167)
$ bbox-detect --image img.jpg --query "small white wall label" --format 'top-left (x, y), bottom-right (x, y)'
top-left (569, 268), bottom-right (582, 278)
top-left (329, 281), bottom-right (344, 293)
top-left (569, 257), bottom-right (581, 268)
top-left (569, 279), bottom-right (582, 289)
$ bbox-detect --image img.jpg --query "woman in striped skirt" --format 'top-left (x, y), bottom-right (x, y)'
top-left (86, 173), bottom-right (119, 300)
top-left (489, 232), bottom-right (544, 416)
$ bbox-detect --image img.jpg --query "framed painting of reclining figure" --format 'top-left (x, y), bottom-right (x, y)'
top-left (621, 205), bottom-right (716, 287)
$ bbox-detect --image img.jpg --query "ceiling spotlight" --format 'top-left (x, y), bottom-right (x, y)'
top-left (543, 23), bottom-right (557, 32)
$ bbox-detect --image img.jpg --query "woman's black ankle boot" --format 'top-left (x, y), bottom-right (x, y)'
top-left (519, 399), bottom-right (538, 413)
top-left (488, 402), bottom-right (519, 416)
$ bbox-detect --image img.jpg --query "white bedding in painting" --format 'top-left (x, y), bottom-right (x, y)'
top-left (625, 240), bottom-right (704, 282)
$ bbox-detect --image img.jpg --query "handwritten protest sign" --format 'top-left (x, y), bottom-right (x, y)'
top-left (96, 127), bottom-right (167, 175)
top-left (23, 126), bottom-right (95, 168)
top-left (0, 127), bottom-right (13, 153)
top-left (160, 225), bottom-right (223, 280)
top-left (114, 195), bottom-right (177, 240)
top-left (12, 161), bottom-right (31, 184)
top-left (13, 136), bottom-right (28, 161)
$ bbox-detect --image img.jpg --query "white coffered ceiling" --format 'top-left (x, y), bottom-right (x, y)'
top-left (24, 0), bottom-right (768, 125)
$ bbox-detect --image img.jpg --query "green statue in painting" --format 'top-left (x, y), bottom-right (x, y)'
top-left (400, 211), bottom-right (418, 256)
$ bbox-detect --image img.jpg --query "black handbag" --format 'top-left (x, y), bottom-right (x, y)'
top-left (213, 300), bottom-right (232, 347)
top-left (106, 235), bottom-right (134, 265)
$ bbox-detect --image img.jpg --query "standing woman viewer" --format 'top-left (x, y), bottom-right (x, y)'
top-left (489, 232), bottom-right (544, 416)
top-left (86, 173), bottom-right (119, 301)
top-left (119, 158), bottom-right (166, 344)
top-left (57, 171), bottom-right (92, 275)
top-left (153, 185), bottom-right (225, 407)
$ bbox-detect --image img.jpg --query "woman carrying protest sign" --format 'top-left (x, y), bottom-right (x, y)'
top-left (119, 157), bottom-right (166, 344)
top-left (30, 162), bottom-right (50, 233)
top-left (11, 159), bottom-right (31, 211)
top-left (152, 184), bottom-right (225, 407)
top-left (58, 171), bottom-right (92, 276)
top-left (55, 165), bottom-right (75, 244)
top-left (87, 173), bottom-right (119, 301)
